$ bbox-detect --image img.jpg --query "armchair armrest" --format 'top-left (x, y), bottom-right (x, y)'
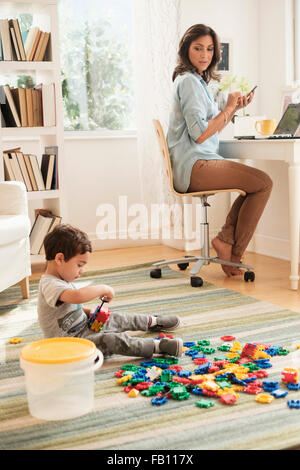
top-left (0, 181), bottom-right (28, 216)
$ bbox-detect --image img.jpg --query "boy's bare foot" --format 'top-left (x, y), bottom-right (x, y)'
top-left (212, 237), bottom-right (242, 277)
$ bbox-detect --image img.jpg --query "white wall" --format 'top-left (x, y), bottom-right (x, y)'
top-left (250, 0), bottom-right (292, 259)
top-left (63, 134), bottom-right (146, 249)
top-left (63, 0), bottom-right (294, 260)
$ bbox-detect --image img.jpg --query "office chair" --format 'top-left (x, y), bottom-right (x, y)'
top-left (150, 119), bottom-right (255, 287)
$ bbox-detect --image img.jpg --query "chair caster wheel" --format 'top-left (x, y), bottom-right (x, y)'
top-left (244, 271), bottom-right (255, 282)
top-left (190, 276), bottom-right (203, 287)
top-left (177, 262), bottom-right (189, 270)
top-left (150, 268), bottom-right (162, 279)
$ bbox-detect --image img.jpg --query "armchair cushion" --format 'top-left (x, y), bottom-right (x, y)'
top-left (0, 214), bottom-right (31, 246)
top-left (0, 181), bottom-right (31, 297)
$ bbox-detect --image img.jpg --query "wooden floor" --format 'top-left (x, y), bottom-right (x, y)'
top-left (31, 244), bottom-right (300, 314)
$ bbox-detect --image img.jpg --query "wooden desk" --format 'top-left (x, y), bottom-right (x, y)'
top-left (219, 139), bottom-right (300, 290)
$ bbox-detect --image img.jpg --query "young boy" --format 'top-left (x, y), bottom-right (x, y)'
top-left (37, 224), bottom-right (183, 358)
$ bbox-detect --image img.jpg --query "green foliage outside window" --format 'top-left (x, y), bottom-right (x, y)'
top-left (58, 1), bottom-right (135, 131)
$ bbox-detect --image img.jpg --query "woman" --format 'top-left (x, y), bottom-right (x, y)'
top-left (167, 24), bottom-right (272, 277)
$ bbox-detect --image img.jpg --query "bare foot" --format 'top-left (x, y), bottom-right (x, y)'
top-left (212, 237), bottom-right (242, 277)
top-left (231, 255), bottom-right (243, 275)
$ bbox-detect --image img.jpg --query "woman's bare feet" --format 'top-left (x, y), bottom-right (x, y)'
top-left (212, 237), bottom-right (243, 277)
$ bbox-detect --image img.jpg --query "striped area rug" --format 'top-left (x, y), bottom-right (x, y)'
top-left (1, 264), bottom-right (300, 450)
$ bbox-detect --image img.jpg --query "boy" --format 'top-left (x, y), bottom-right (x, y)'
top-left (38, 224), bottom-right (183, 358)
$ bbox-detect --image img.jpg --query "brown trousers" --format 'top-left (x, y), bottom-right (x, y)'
top-left (188, 159), bottom-right (273, 258)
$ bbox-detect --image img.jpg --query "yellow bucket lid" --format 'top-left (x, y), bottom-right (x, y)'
top-left (20, 337), bottom-right (97, 364)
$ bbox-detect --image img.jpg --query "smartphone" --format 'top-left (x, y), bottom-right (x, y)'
top-left (247, 85), bottom-right (257, 98)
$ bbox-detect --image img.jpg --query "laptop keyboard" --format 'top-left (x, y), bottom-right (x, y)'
top-left (268, 135), bottom-right (300, 139)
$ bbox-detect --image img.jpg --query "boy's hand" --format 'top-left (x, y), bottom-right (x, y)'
top-left (101, 285), bottom-right (115, 302)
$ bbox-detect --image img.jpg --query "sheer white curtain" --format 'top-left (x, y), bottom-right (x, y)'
top-left (133, 0), bottom-right (187, 245)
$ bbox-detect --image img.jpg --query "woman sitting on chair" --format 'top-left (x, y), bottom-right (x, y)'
top-left (167, 24), bottom-right (273, 277)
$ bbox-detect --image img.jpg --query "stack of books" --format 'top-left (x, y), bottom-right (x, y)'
top-left (0, 83), bottom-right (56, 128)
top-left (30, 209), bottom-right (62, 255)
top-left (3, 146), bottom-right (58, 191)
top-left (0, 18), bottom-right (51, 61)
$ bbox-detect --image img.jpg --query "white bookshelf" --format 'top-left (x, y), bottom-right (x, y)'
top-left (0, 0), bottom-right (66, 265)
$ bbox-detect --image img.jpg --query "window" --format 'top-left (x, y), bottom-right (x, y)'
top-left (58, 0), bottom-right (136, 131)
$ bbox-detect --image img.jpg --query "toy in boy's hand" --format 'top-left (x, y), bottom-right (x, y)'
top-left (88, 296), bottom-right (110, 332)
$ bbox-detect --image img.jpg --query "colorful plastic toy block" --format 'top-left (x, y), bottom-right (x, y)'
top-left (255, 393), bottom-right (274, 403)
top-left (9, 337), bottom-right (23, 344)
top-left (221, 335), bottom-right (236, 342)
top-left (88, 297), bottom-right (110, 333)
top-left (151, 396), bottom-right (168, 406)
top-left (282, 368), bottom-right (298, 384)
top-left (287, 399), bottom-right (300, 409)
top-left (196, 399), bottom-right (215, 408)
top-left (128, 388), bottom-right (139, 398)
top-left (287, 383), bottom-right (300, 390)
top-left (220, 392), bottom-right (238, 405)
top-left (241, 343), bottom-right (257, 359)
top-left (271, 389), bottom-right (288, 398)
top-left (262, 381), bottom-right (279, 392)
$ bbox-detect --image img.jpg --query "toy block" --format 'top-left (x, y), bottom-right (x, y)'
top-left (281, 367), bottom-right (298, 384)
top-left (220, 392), bottom-right (238, 405)
top-left (196, 399), bottom-right (215, 408)
top-left (128, 388), bottom-right (139, 398)
top-left (255, 393), bottom-right (274, 403)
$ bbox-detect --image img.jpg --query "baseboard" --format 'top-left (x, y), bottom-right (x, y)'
top-left (90, 230), bottom-right (158, 251)
top-left (247, 233), bottom-right (292, 261)
top-left (89, 229), bottom-right (294, 261)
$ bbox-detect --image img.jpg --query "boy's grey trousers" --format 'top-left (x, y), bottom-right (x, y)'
top-left (79, 311), bottom-right (155, 358)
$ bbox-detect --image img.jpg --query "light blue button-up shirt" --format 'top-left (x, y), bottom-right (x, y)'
top-left (167, 71), bottom-right (223, 193)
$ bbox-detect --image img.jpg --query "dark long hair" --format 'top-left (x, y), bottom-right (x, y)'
top-left (172, 24), bottom-right (221, 83)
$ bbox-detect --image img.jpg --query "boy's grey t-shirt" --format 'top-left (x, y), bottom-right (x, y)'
top-left (38, 274), bottom-right (88, 338)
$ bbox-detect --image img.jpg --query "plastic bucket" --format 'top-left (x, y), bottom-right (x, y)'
top-left (20, 337), bottom-right (103, 421)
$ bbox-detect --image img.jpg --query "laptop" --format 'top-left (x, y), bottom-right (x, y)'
top-left (235, 102), bottom-right (300, 140)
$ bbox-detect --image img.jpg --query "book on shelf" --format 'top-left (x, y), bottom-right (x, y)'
top-left (3, 152), bottom-right (15, 181)
top-left (9, 19), bottom-right (26, 61)
top-left (25, 87), bottom-right (34, 127)
top-left (34, 31), bottom-right (50, 61)
top-left (0, 83), bottom-right (54, 127)
top-left (23, 153), bottom-right (38, 190)
top-left (36, 83), bottom-right (56, 127)
top-left (15, 150), bottom-right (33, 191)
top-left (0, 19), bottom-right (12, 60)
top-left (3, 147), bottom-right (32, 190)
top-left (44, 145), bottom-right (58, 189)
top-left (9, 25), bottom-right (21, 61)
top-left (2, 146), bottom-right (58, 192)
top-left (30, 209), bottom-right (62, 255)
top-left (28, 154), bottom-right (45, 191)
top-left (11, 87), bottom-right (27, 126)
top-left (24, 26), bottom-right (40, 61)
top-left (41, 153), bottom-right (56, 190)
top-left (0, 18), bottom-right (51, 61)
top-left (0, 85), bottom-right (21, 127)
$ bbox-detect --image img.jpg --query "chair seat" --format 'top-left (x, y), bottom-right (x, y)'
top-left (0, 214), bottom-right (31, 246)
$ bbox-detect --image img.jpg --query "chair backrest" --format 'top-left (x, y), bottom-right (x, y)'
top-left (153, 118), bottom-right (246, 198)
top-left (153, 119), bottom-right (176, 193)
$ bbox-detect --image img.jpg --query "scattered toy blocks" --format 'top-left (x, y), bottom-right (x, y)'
top-left (114, 336), bottom-right (297, 412)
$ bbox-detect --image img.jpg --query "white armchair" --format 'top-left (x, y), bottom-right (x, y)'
top-left (0, 181), bottom-right (31, 298)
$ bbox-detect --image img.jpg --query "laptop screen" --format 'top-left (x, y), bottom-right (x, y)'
top-left (274, 103), bottom-right (300, 135)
